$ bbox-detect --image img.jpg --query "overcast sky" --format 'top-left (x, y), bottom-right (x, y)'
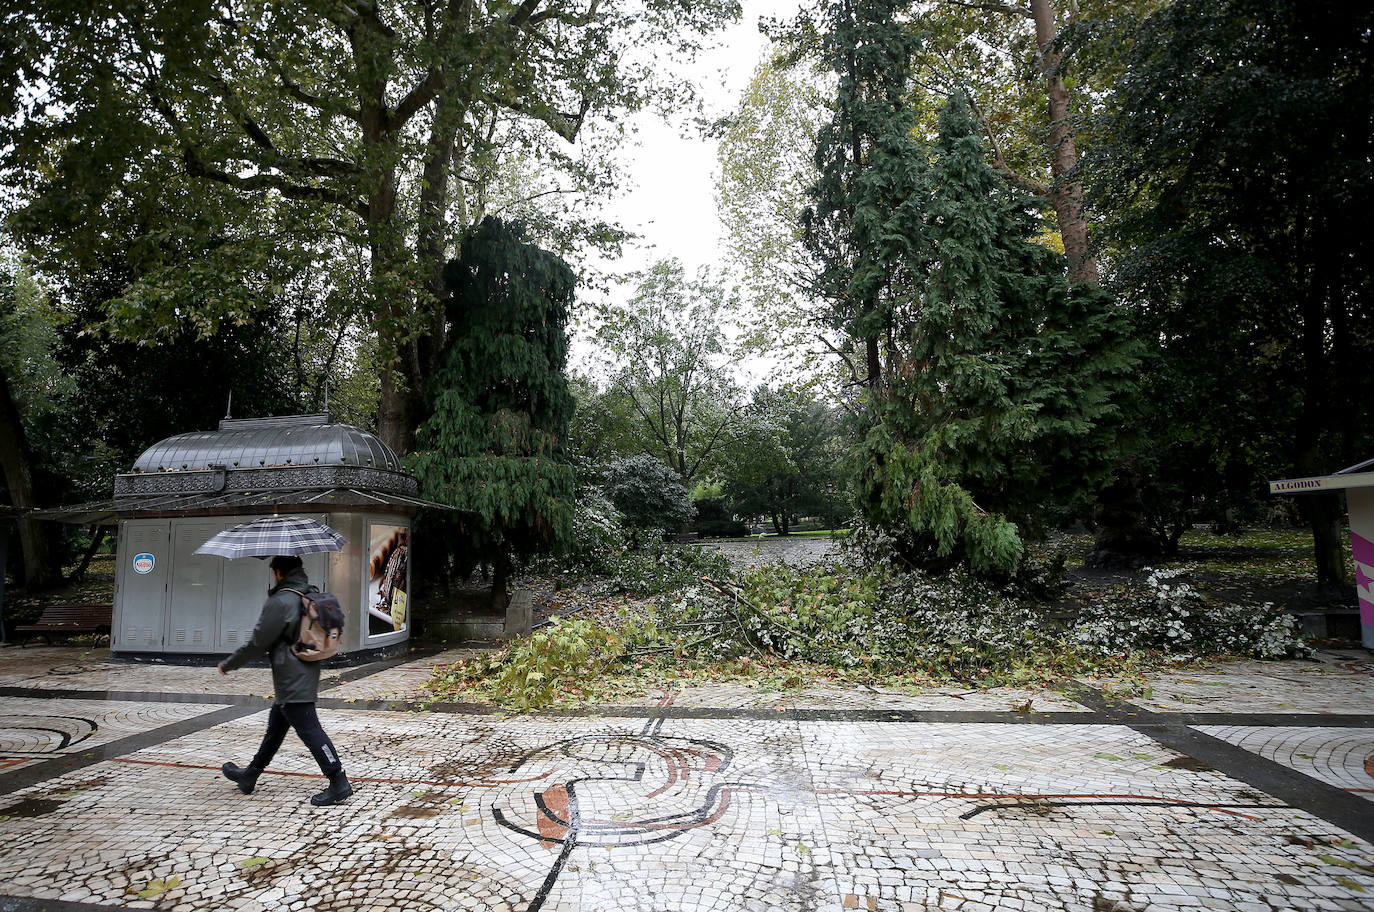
top-left (600, 0), bottom-right (805, 277)
top-left (572, 0), bottom-right (806, 378)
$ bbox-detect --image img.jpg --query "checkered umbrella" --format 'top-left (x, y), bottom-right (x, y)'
top-left (194, 516), bottom-right (348, 559)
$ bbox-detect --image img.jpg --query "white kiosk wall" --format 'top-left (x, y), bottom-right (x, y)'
top-left (114, 514), bottom-right (329, 655)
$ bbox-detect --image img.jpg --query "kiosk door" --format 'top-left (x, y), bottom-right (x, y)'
top-left (166, 519), bottom-right (225, 652)
top-left (115, 520), bottom-right (170, 651)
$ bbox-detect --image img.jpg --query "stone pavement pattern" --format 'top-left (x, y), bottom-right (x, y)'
top-left (0, 647), bottom-right (1371, 912)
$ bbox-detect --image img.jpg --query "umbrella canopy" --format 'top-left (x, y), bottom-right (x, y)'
top-left (194, 516), bottom-right (348, 559)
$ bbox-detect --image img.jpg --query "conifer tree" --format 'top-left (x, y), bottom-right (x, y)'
top-left (409, 217), bottom-right (577, 602)
top-left (802, 0), bottom-right (929, 391)
top-left (858, 91), bottom-right (1138, 576)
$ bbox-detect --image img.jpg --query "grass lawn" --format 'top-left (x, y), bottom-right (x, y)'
top-left (732, 528), bottom-right (851, 540)
top-left (1039, 527), bottom-right (1349, 577)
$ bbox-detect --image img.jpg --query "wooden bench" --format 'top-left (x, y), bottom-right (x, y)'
top-left (15, 603), bottom-right (114, 644)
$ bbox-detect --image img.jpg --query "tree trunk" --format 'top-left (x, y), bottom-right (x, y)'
top-left (0, 365), bottom-right (61, 590)
top-left (1301, 492), bottom-right (1348, 593)
top-left (1086, 459), bottom-right (1160, 569)
top-left (355, 15), bottom-right (421, 456)
top-left (866, 335), bottom-right (882, 391)
top-left (68, 525), bottom-right (110, 582)
top-left (414, 75), bottom-right (465, 411)
top-left (1029, 0), bottom-right (1098, 284)
top-left (1291, 223), bottom-right (1348, 592)
top-left (367, 174), bottom-right (423, 455)
top-left (491, 552), bottom-right (510, 611)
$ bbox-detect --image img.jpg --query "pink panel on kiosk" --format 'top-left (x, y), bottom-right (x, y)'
top-left (1352, 530), bottom-right (1374, 625)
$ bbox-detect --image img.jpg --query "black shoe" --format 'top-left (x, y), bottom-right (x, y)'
top-left (221, 762), bottom-right (262, 795)
top-left (311, 771), bottom-right (353, 807)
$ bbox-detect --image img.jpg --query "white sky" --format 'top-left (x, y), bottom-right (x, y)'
top-left (605, 0), bottom-right (803, 276)
top-left (574, 0), bottom-right (806, 377)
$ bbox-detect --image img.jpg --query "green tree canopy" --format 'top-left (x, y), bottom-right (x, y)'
top-left (589, 260), bottom-right (749, 484)
top-left (0, 0), bottom-right (740, 452)
top-left (802, 0), bottom-right (928, 394)
top-left (409, 217), bottom-right (577, 601)
top-left (723, 385), bottom-right (847, 535)
top-left (1087, 0), bottom-right (1374, 588)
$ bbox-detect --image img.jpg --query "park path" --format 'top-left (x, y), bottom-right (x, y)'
top-left (699, 536), bottom-right (843, 569)
top-left (0, 645), bottom-right (1371, 911)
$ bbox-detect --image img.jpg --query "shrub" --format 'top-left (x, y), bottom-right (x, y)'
top-left (1072, 568), bottom-right (1309, 660)
top-left (692, 497), bottom-right (748, 538)
top-left (604, 454), bottom-right (694, 536)
top-left (562, 486), bottom-right (628, 574)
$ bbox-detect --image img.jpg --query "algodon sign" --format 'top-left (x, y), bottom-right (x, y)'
top-left (1268, 471), bottom-right (1374, 495)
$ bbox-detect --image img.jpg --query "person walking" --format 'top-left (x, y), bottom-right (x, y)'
top-left (217, 555), bottom-right (353, 806)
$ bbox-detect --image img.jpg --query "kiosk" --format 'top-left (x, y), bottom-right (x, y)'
top-left (1269, 458), bottom-right (1374, 648)
top-left (82, 412), bottom-right (435, 661)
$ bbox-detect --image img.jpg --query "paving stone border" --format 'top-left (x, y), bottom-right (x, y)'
top-left (1, 647), bottom-right (1371, 912)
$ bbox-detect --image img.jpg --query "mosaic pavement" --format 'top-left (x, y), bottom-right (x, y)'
top-left (0, 647), bottom-right (1371, 912)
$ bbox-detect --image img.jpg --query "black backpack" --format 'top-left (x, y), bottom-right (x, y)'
top-left (282, 588), bottom-right (345, 661)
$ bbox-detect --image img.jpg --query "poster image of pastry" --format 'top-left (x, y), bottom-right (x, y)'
top-left (366, 524), bottom-right (409, 637)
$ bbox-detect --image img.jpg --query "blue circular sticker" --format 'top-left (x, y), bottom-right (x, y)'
top-left (132, 553), bottom-right (155, 575)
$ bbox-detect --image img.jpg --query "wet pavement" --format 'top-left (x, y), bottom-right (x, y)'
top-left (699, 537), bottom-right (843, 570)
top-left (1, 645), bottom-right (1372, 911)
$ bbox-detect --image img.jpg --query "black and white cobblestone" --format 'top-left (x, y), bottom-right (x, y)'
top-left (0, 647), bottom-right (1370, 912)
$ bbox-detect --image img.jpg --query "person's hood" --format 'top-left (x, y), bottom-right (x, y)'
top-left (270, 566), bottom-right (312, 595)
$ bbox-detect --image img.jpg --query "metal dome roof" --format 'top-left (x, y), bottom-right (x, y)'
top-left (131, 413), bottom-right (403, 473)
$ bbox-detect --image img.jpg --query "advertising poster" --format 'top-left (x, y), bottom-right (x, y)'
top-left (367, 524), bottom-right (410, 638)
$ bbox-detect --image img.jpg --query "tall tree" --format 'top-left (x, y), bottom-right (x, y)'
top-left (802, 0), bottom-right (928, 394)
top-left (836, 87), bottom-right (1137, 574)
top-left (0, 0), bottom-right (738, 453)
top-left (409, 217), bottom-right (577, 603)
top-left (904, 0), bottom-right (1165, 283)
top-left (591, 260), bottom-right (748, 484)
top-left (724, 385), bottom-right (846, 535)
top-left (1088, 0), bottom-right (1374, 589)
top-left (717, 56), bottom-right (835, 376)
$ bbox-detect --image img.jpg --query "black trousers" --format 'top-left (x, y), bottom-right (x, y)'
top-left (250, 702), bottom-right (343, 777)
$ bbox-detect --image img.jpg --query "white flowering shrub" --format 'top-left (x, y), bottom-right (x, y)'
top-left (1073, 568), bottom-right (1310, 659)
top-left (565, 487), bottom-right (628, 572)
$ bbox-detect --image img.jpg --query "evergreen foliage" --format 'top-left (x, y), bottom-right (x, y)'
top-left (860, 92), bottom-right (1137, 577)
top-left (804, 0), bottom-right (1140, 581)
top-left (802, 0), bottom-right (928, 387)
top-left (691, 497), bottom-right (748, 539)
top-left (410, 217), bottom-right (577, 596)
top-left (1087, 0), bottom-right (1374, 586)
top-left (603, 454), bottom-right (694, 537)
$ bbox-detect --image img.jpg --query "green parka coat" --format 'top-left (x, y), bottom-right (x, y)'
top-left (220, 567), bottom-right (322, 704)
